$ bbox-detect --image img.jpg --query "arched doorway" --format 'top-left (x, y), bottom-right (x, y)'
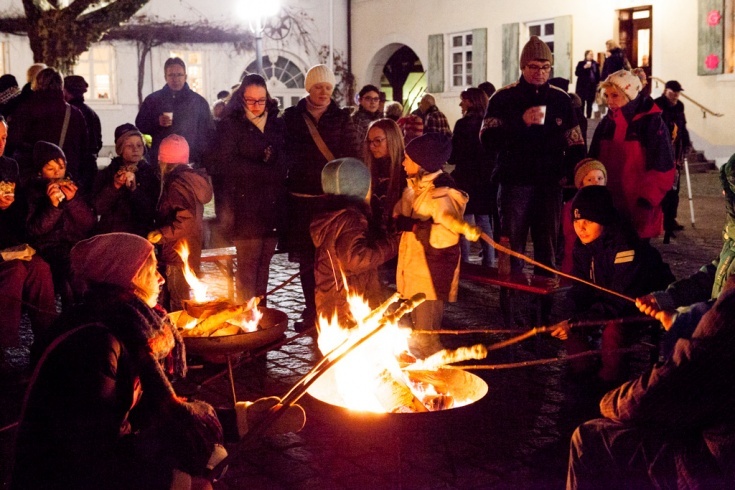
top-left (365, 44), bottom-right (425, 113)
top-left (243, 55), bottom-right (305, 109)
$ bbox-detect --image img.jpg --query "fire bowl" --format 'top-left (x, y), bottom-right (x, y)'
top-left (179, 306), bottom-right (288, 356)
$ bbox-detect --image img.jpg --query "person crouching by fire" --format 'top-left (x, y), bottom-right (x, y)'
top-left (25, 141), bottom-right (95, 306)
top-left (12, 232), bottom-right (224, 490)
top-left (393, 133), bottom-right (481, 358)
top-left (311, 158), bottom-right (400, 328)
top-left (147, 134), bottom-right (212, 312)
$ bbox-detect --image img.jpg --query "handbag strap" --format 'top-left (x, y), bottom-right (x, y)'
top-left (58, 105), bottom-right (71, 148)
top-left (301, 113), bottom-right (335, 162)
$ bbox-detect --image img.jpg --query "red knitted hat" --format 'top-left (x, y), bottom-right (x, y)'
top-left (70, 233), bottom-right (153, 289)
top-left (158, 134), bottom-right (189, 164)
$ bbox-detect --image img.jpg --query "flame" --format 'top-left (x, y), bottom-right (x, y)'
top-left (316, 290), bottom-right (485, 413)
top-left (174, 241), bottom-right (208, 303)
top-left (226, 297), bottom-right (264, 333)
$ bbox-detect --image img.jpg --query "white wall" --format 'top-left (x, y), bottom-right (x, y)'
top-left (351, 0), bottom-right (735, 162)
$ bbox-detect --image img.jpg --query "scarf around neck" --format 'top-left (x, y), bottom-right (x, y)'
top-left (305, 96), bottom-right (329, 122)
top-left (245, 107), bottom-right (268, 133)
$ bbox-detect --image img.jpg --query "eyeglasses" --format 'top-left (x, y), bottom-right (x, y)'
top-left (244, 98), bottom-right (268, 107)
top-left (368, 137), bottom-right (386, 146)
top-left (362, 96), bottom-right (380, 103)
top-left (166, 73), bottom-right (186, 79)
top-left (526, 64), bottom-right (552, 72)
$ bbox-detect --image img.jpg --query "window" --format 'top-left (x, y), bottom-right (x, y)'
top-left (75, 45), bottom-right (114, 101)
top-left (245, 55), bottom-right (305, 109)
top-left (527, 19), bottom-right (555, 54)
top-left (450, 32), bottom-right (473, 87)
top-left (169, 50), bottom-right (204, 95)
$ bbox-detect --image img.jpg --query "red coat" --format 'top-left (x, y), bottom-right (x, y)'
top-left (590, 97), bottom-right (675, 239)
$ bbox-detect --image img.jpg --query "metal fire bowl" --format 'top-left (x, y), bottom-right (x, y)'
top-left (306, 366), bottom-right (489, 422)
top-left (181, 306), bottom-right (288, 356)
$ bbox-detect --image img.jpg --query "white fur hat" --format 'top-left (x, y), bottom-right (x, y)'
top-left (305, 64), bottom-right (336, 92)
top-left (605, 70), bottom-right (642, 101)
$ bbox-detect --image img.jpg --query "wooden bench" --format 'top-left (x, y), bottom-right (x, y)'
top-left (200, 246), bottom-right (237, 301)
top-left (459, 262), bottom-right (569, 327)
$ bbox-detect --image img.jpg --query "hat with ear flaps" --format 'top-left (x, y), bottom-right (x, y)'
top-left (321, 157), bottom-right (371, 200)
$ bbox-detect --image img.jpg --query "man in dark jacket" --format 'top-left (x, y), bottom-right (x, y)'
top-left (481, 36), bottom-right (586, 276)
top-left (567, 275), bottom-right (735, 489)
top-left (655, 80), bottom-right (691, 241)
top-left (135, 57), bottom-right (214, 167)
top-left (64, 75), bottom-right (103, 158)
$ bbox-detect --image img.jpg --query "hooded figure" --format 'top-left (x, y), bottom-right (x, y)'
top-left (310, 158), bottom-right (399, 327)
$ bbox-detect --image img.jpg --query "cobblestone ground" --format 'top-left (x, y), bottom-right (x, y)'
top-left (0, 169), bottom-right (726, 488)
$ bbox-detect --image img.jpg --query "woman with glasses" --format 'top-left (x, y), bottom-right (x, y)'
top-left (449, 87), bottom-right (495, 267)
top-left (351, 84), bottom-right (382, 142)
top-left (209, 74), bottom-right (287, 305)
top-left (364, 118), bottom-right (406, 234)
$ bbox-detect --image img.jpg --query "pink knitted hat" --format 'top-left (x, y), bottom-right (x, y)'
top-left (158, 134), bottom-right (189, 164)
top-left (70, 233), bottom-right (153, 289)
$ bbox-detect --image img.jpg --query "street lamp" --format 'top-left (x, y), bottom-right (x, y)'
top-left (237, 0), bottom-right (280, 77)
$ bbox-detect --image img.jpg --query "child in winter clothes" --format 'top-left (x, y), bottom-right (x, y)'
top-left (93, 123), bottom-right (159, 237)
top-left (394, 133), bottom-right (481, 358)
top-left (25, 141), bottom-right (95, 303)
top-left (552, 186), bottom-right (674, 384)
top-left (560, 158), bottom-right (608, 277)
top-left (147, 134), bottom-right (212, 311)
top-left (310, 158), bottom-right (399, 328)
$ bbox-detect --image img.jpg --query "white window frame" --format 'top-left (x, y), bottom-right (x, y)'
top-left (526, 19), bottom-right (555, 55)
top-left (169, 50), bottom-right (205, 96)
top-left (74, 44), bottom-right (115, 103)
top-left (449, 31), bottom-right (473, 89)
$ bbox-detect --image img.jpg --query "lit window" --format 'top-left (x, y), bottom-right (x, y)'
top-left (245, 55), bottom-right (305, 109)
top-left (526, 19), bottom-right (555, 70)
top-left (169, 50), bottom-right (205, 95)
top-left (75, 45), bottom-right (114, 101)
top-left (450, 32), bottom-right (473, 88)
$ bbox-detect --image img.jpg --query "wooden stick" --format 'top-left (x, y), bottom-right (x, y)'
top-left (480, 233), bottom-right (635, 303)
top-left (412, 316), bottom-right (656, 335)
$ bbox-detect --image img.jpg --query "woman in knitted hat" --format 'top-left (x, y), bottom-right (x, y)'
top-left (208, 74), bottom-right (287, 305)
top-left (12, 232), bottom-right (224, 489)
top-left (25, 140), bottom-right (96, 306)
top-left (283, 64), bottom-right (361, 331)
top-left (311, 158), bottom-right (399, 327)
top-left (394, 133), bottom-right (481, 358)
top-left (590, 69), bottom-right (675, 241)
top-left (92, 123), bottom-right (159, 237)
top-left (551, 186), bottom-right (674, 386)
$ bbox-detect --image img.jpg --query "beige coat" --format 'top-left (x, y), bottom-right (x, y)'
top-left (395, 170), bottom-right (468, 301)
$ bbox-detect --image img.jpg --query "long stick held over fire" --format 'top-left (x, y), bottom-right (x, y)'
top-left (480, 233), bottom-right (635, 304)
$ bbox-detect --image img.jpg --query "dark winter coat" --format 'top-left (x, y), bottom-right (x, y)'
top-left (282, 98), bottom-right (361, 256)
top-left (589, 96), bottom-right (676, 238)
top-left (480, 77), bottom-right (586, 186)
top-left (569, 222), bottom-right (675, 321)
top-left (574, 59), bottom-right (601, 102)
top-left (599, 285), bottom-right (735, 487)
top-left (135, 83), bottom-right (215, 166)
top-left (209, 104), bottom-right (287, 240)
top-left (155, 164), bottom-right (213, 270)
top-left (0, 155), bottom-right (24, 248)
top-left (68, 96), bottom-right (103, 156)
top-left (93, 156), bottom-right (159, 237)
top-left (8, 90), bottom-right (95, 192)
top-left (12, 286), bottom-right (218, 490)
top-left (351, 106), bottom-right (381, 142)
top-left (25, 177), bottom-right (95, 268)
top-left (654, 95), bottom-right (691, 162)
top-left (449, 111), bottom-right (495, 215)
top-left (600, 47), bottom-right (628, 80)
top-left (311, 196), bottom-right (399, 326)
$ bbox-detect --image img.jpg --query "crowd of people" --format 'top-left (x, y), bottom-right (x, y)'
top-left (0, 34), bottom-right (731, 487)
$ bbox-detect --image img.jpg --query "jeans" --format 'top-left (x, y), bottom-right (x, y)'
top-left (498, 183), bottom-right (562, 276)
top-left (459, 214), bottom-right (495, 266)
top-left (235, 236), bottom-right (278, 304)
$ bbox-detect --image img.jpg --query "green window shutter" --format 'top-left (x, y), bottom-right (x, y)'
top-left (472, 28), bottom-right (488, 86)
top-left (428, 34), bottom-right (444, 93)
top-left (502, 23), bottom-right (519, 87)
top-left (698, 0), bottom-right (724, 75)
top-left (553, 15), bottom-right (573, 81)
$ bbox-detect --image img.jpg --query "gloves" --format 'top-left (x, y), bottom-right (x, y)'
top-left (147, 230), bottom-right (163, 244)
top-left (550, 320), bottom-right (571, 340)
top-left (234, 396), bottom-right (306, 438)
top-left (1, 244), bottom-right (36, 262)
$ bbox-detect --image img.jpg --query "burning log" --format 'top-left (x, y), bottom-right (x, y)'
top-left (373, 368), bottom-right (429, 413)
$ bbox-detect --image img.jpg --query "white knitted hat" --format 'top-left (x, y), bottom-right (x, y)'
top-left (605, 70), bottom-right (642, 101)
top-left (305, 64), bottom-right (336, 92)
